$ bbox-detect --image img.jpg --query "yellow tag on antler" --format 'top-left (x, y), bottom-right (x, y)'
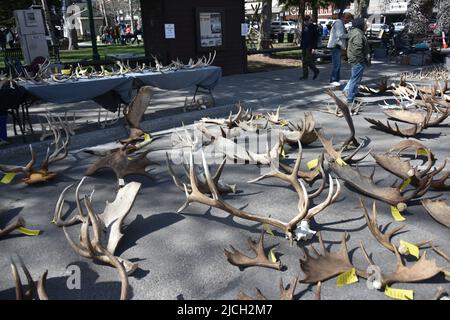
top-left (255, 114), bottom-right (262, 120)
top-left (399, 178), bottom-right (412, 191)
top-left (384, 285), bottom-right (414, 300)
top-left (391, 206), bottom-right (406, 222)
top-left (278, 146), bottom-right (286, 158)
top-left (17, 227), bottom-right (41, 236)
top-left (417, 148), bottom-right (428, 156)
top-left (307, 159), bottom-right (319, 170)
top-left (336, 268), bottom-right (358, 287)
top-left (399, 240), bottom-right (419, 259)
top-left (279, 119), bottom-right (289, 127)
top-left (1, 172), bottom-right (16, 184)
top-left (269, 248), bottom-right (277, 263)
top-left (263, 224), bottom-right (274, 236)
top-left (336, 158), bottom-right (347, 166)
top-left (144, 133), bottom-right (152, 142)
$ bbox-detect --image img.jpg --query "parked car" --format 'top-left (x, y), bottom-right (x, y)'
top-left (366, 23), bottom-right (389, 38)
top-left (393, 22), bottom-right (404, 32)
top-left (271, 21), bottom-right (297, 33)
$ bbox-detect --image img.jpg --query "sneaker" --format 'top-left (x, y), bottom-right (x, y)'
top-left (313, 71), bottom-right (320, 80)
top-left (331, 81), bottom-right (341, 87)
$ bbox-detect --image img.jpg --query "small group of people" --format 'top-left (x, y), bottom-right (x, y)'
top-left (99, 24), bottom-right (142, 46)
top-left (0, 26), bottom-right (17, 51)
top-left (300, 13), bottom-right (371, 104)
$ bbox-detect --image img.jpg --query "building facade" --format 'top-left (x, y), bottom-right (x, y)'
top-left (140, 0), bottom-right (247, 75)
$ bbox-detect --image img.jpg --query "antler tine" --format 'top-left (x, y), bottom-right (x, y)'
top-left (359, 241), bottom-right (376, 267)
top-left (25, 144), bottom-right (36, 173)
top-left (305, 176), bottom-right (340, 221)
top-left (62, 224), bottom-right (93, 259)
top-left (286, 177), bottom-right (309, 228)
top-left (212, 156), bottom-right (227, 184)
top-left (166, 152), bottom-right (187, 192)
top-left (75, 177), bottom-right (87, 218)
top-left (201, 151), bottom-right (220, 200)
top-left (17, 256), bottom-right (36, 300)
top-left (37, 270), bottom-right (49, 300)
top-left (10, 259), bottom-right (23, 300)
top-left (308, 158), bottom-right (326, 199)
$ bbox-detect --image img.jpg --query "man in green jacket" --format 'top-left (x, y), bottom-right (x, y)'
top-left (343, 18), bottom-right (370, 103)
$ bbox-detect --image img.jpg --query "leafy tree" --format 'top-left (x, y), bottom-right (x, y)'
top-left (0, 0), bottom-right (61, 26)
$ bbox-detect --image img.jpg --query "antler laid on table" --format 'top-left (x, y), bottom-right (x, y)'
top-left (0, 217), bottom-right (26, 238)
top-left (174, 148), bottom-right (339, 242)
top-left (0, 114), bottom-right (70, 185)
top-left (364, 117), bottom-right (424, 137)
top-left (224, 231), bottom-right (281, 270)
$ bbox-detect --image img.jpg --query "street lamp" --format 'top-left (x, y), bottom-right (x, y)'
top-left (86, 0), bottom-right (100, 60)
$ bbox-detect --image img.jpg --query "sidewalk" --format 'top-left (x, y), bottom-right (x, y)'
top-left (1, 60), bottom-right (422, 159)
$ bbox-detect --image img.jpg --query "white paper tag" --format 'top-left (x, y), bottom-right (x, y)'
top-left (118, 178), bottom-right (125, 186)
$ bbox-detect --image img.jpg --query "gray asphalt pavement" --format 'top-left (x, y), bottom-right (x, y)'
top-left (0, 61), bottom-right (449, 300)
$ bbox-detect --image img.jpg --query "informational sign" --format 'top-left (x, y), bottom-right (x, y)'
top-left (241, 23), bottom-right (249, 36)
top-left (389, 2), bottom-right (408, 13)
top-left (199, 12), bottom-right (223, 47)
top-left (165, 23), bottom-right (175, 39)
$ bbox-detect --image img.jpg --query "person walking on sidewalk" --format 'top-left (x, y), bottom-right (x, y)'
top-left (300, 15), bottom-right (320, 80)
top-left (327, 12), bottom-right (353, 86)
top-left (343, 18), bottom-right (370, 104)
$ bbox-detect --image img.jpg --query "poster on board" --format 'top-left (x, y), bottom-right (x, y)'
top-left (199, 12), bottom-right (222, 47)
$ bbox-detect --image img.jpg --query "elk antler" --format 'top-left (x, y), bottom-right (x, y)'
top-left (360, 199), bottom-right (431, 255)
top-left (285, 112), bottom-right (318, 145)
top-left (364, 117), bottom-right (423, 137)
top-left (279, 152), bottom-right (324, 184)
top-left (330, 162), bottom-right (432, 212)
top-left (176, 150), bottom-right (339, 242)
top-left (62, 181), bottom-right (141, 300)
top-left (224, 231), bottom-right (281, 270)
top-left (359, 77), bottom-right (389, 94)
top-left (166, 152), bottom-right (236, 194)
top-left (422, 199), bottom-right (450, 228)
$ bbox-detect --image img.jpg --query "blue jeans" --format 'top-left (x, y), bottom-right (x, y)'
top-left (0, 112), bottom-right (7, 140)
top-left (343, 63), bottom-right (366, 102)
top-left (330, 47), bottom-right (341, 82)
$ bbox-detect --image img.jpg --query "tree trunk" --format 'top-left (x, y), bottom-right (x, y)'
top-left (312, 1), bottom-right (318, 23)
top-left (68, 27), bottom-right (79, 50)
top-left (404, 0), bottom-right (434, 36)
top-left (353, 0), bottom-right (370, 19)
top-left (259, 0), bottom-right (272, 50)
top-left (41, 0), bottom-right (58, 45)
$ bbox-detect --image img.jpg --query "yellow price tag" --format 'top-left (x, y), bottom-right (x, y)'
top-left (417, 148), bottom-right (428, 156)
top-left (336, 158), bottom-right (347, 166)
top-left (307, 159), bottom-right (319, 170)
top-left (399, 178), bottom-right (412, 191)
top-left (336, 268), bottom-right (358, 287)
top-left (127, 157), bottom-right (133, 161)
top-left (399, 240), bottom-right (419, 259)
top-left (269, 248), bottom-right (277, 263)
top-left (391, 206), bottom-right (406, 222)
top-left (255, 114), bottom-right (262, 120)
top-left (384, 285), bottom-right (413, 300)
top-left (1, 172), bottom-right (16, 184)
top-left (280, 119), bottom-right (289, 126)
top-left (144, 133), bottom-right (151, 142)
top-left (17, 227), bottom-right (41, 236)
top-left (263, 224), bottom-right (274, 236)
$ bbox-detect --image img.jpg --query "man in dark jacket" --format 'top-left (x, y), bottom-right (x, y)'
top-left (343, 18), bottom-right (370, 103)
top-left (300, 15), bottom-right (320, 80)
